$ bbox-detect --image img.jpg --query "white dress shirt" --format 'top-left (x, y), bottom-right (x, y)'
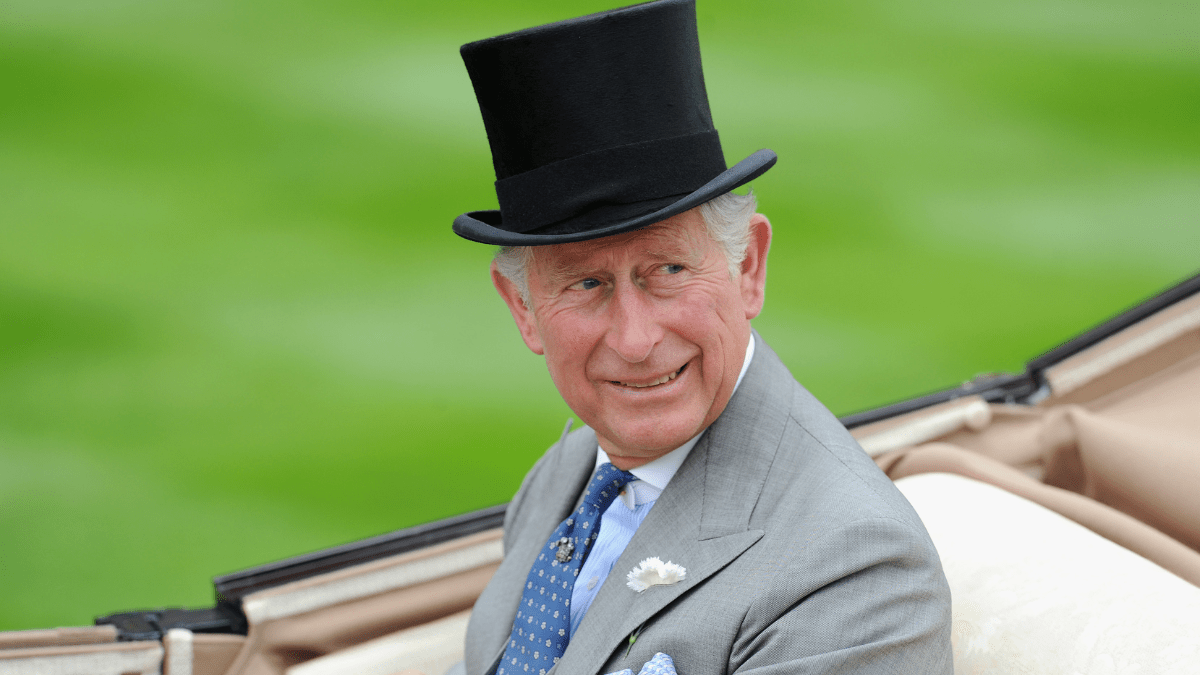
top-left (569, 334), bottom-right (756, 633)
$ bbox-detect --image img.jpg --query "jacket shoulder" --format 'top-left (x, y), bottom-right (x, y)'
top-left (778, 379), bottom-right (932, 533)
top-left (502, 422), bottom-right (596, 551)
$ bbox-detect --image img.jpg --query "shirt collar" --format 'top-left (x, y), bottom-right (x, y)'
top-left (594, 333), bottom-right (756, 497)
top-left (734, 330), bottom-right (756, 391)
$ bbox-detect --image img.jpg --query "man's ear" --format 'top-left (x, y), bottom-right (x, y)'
top-left (491, 261), bottom-right (545, 355)
top-left (740, 213), bottom-right (772, 320)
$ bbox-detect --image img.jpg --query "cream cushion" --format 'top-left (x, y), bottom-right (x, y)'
top-left (896, 473), bottom-right (1200, 674)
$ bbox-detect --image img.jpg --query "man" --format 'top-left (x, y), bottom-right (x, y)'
top-left (451, 1), bottom-right (952, 673)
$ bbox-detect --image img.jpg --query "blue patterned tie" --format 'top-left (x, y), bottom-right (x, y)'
top-left (498, 463), bottom-right (637, 675)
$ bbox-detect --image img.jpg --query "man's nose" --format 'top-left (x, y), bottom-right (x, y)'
top-left (604, 281), bottom-right (663, 363)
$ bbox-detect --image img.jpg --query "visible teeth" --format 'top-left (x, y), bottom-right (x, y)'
top-left (619, 368), bottom-right (680, 388)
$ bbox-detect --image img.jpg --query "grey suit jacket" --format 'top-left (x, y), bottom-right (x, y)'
top-left (464, 336), bottom-right (953, 674)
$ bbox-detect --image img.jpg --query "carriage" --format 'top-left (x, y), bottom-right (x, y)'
top-left (4, 272), bottom-right (1199, 675)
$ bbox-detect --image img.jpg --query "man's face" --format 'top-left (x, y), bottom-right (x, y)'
top-left (493, 208), bottom-right (771, 469)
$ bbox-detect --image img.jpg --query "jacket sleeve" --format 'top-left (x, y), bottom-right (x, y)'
top-left (730, 515), bottom-right (953, 674)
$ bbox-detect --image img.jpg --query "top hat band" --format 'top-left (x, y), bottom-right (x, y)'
top-left (494, 130), bottom-right (726, 234)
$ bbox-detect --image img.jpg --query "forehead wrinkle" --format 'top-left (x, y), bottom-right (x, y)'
top-left (530, 215), bottom-right (709, 291)
top-left (637, 224), bottom-right (700, 258)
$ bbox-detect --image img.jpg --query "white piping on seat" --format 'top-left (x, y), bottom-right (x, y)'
top-left (0, 641), bottom-right (163, 675)
top-left (1047, 301), bottom-right (1200, 396)
top-left (857, 399), bottom-right (993, 457)
top-left (164, 628), bottom-right (193, 675)
top-left (243, 537), bottom-right (503, 624)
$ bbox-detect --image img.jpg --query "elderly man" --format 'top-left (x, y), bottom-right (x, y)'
top-left (451, 2), bottom-right (952, 674)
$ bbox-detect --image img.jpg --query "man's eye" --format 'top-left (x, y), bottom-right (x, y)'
top-left (571, 278), bottom-right (602, 291)
top-left (662, 264), bottom-right (685, 274)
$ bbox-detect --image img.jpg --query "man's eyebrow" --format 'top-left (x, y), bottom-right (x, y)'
top-left (536, 254), bottom-right (598, 288)
top-left (642, 243), bottom-right (696, 261)
top-left (639, 232), bottom-right (705, 263)
top-left (540, 263), bottom-right (581, 287)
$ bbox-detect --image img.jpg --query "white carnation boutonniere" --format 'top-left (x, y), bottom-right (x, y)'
top-left (626, 557), bottom-right (687, 592)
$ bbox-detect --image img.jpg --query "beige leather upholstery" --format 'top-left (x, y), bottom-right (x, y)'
top-left (860, 292), bottom-right (1200, 586)
top-left (897, 473), bottom-right (1200, 674)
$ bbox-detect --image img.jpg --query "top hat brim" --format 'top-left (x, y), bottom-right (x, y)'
top-left (453, 148), bottom-right (776, 246)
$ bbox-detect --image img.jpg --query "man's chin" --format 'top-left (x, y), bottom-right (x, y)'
top-left (595, 421), bottom-right (704, 468)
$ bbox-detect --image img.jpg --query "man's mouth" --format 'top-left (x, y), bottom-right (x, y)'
top-left (611, 363), bottom-right (687, 388)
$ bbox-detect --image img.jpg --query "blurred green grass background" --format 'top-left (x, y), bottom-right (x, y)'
top-left (1, 0), bottom-right (1197, 630)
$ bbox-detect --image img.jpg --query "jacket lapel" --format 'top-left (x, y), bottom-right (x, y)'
top-left (552, 333), bottom-right (796, 675)
top-left (482, 421), bottom-right (598, 675)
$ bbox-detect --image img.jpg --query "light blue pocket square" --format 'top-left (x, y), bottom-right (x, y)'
top-left (604, 651), bottom-right (677, 675)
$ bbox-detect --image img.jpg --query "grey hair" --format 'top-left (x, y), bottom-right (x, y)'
top-left (494, 190), bottom-right (758, 307)
top-left (698, 190), bottom-right (758, 278)
top-left (492, 244), bottom-right (535, 307)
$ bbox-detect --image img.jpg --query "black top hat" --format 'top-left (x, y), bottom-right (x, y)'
top-left (453, 0), bottom-right (776, 246)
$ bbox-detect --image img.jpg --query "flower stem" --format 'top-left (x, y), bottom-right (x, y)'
top-left (626, 622), bottom-right (647, 658)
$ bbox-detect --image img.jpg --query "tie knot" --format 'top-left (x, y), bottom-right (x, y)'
top-left (582, 462), bottom-right (637, 513)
